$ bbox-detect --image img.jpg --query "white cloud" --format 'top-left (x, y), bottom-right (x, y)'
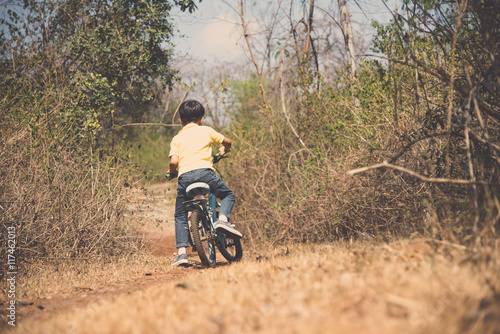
top-left (172, 0), bottom-right (245, 63)
top-left (190, 17), bottom-right (244, 61)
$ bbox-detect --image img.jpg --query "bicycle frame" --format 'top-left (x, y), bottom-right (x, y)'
top-left (183, 193), bottom-right (218, 227)
top-left (183, 192), bottom-right (221, 259)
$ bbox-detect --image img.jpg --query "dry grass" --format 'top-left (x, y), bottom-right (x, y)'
top-left (0, 181), bottom-right (177, 306)
top-left (0, 132), bottom-right (142, 261)
top-left (9, 239), bottom-right (500, 334)
top-left (0, 254), bottom-right (173, 304)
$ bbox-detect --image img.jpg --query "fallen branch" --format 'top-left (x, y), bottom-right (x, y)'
top-left (347, 161), bottom-right (499, 186)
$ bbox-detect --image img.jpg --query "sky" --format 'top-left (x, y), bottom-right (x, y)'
top-left (171, 1), bottom-right (246, 62)
top-left (170, 0), bottom-right (399, 64)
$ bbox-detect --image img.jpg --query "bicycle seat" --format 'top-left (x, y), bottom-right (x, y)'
top-left (186, 182), bottom-right (210, 198)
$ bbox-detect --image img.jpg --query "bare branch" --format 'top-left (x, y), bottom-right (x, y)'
top-left (389, 131), bottom-right (459, 163)
top-left (304, 0), bottom-right (314, 57)
top-left (118, 123), bottom-right (182, 128)
top-left (172, 83), bottom-right (192, 124)
top-left (347, 161), bottom-right (499, 186)
top-left (338, 0), bottom-right (357, 76)
top-left (279, 19), bottom-right (315, 156)
top-left (238, 0), bottom-right (268, 105)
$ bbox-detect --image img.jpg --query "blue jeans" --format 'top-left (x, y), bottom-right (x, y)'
top-left (174, 169), bottom-right (235, 248)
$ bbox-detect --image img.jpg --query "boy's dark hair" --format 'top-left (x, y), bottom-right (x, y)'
top-left (179, 100), bottom-right (205, 124)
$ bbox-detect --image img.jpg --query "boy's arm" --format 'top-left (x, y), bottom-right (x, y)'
top-left (219, 137), bottom-right (231, 155)
top-left (167, 155), bottom-right (179, 178)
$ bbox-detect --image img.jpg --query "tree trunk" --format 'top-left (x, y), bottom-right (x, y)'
top-left (338, 0), bottom-right (357, 77)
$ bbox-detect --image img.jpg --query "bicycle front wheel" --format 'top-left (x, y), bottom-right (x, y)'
top-left (189, 209), bottom-right (217, 268)
top-left (218, 234), bottom-right (243, 263)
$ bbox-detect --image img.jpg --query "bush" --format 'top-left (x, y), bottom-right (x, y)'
top-left (0, 107), bottom-right (140, 261)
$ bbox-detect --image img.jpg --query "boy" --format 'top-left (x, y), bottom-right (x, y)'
top-left (167, 100), bottom-right (242, 267)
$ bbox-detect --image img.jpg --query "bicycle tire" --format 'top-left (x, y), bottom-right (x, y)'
top-left (189, 209), bottom-right (217, 268)
top-left (218, 234), bottom-right (243, 262)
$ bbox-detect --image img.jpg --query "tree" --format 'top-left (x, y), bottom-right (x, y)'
top-left (337, 0), bottom-right (357, 77)
top-left (1, 0), bottom-right (201, 139)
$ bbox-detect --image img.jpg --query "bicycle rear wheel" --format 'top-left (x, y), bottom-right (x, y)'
top-left (189, 209), bottom-right (217, 268)
top-left (218, 234), bottom-right (243, 262)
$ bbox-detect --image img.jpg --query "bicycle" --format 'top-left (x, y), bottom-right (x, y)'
top-left (166, 152), bottom-right (243, 268)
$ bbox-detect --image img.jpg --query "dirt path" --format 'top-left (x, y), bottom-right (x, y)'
top-left (8, 267), bottom-right (187, 326)
top-left (2, 181), bottom-right (196, 328)
top-left (3, 182), bottom-right (499, 334)
top-left (126, 181), bottom-right (178, 257)
top-left (8, 239), bottom-right (500, 334)
top-left (4, 181), bottom-right (253, 331)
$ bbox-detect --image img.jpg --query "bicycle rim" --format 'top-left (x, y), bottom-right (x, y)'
top-left (189, 209), bottom-right (216, 268)
top-left (218, 234), bottom-right (243, 262)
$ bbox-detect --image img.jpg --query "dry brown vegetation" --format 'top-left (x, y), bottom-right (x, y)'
top-left (1, 0), bottom-right (499, 332)
top-left (2, 182), bottom-right (499, 334)
top-left (0, 182), bottom-right (176, 327)
top-left (5, 239), bottom-right (500, 334)
top-left (224, 0), bottom-right (500, 249)
top-left (0, 129), bottom-right (142, 260)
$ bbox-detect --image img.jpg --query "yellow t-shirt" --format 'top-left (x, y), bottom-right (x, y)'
top-left (169, 123), bottom-right (225, 176)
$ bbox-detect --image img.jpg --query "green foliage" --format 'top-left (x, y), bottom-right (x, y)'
top-left (0, 0), bottom-right (199, 141)
top-left (123, 127), bottom-right (176, 183)
top-left (65, 0), bottom-right (177, 116)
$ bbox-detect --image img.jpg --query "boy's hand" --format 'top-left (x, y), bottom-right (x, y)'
top-left (218, 146), bottom-right (229, 156)
top-left (219, 137), bottom-right (231, 156)
top-left (166, 171), bottom-right (178, 180)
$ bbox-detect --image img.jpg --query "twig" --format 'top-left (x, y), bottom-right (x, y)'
top-left (389, 131), bottom-right (457, 163)
top-left (347, 161), bottom-right (500, 186)
top-left (461, 52), bottom-right (480, 230)
top-left (279, 21), bottom-right (315, 157)
top-left (160, 92), bottom-right (171, 122)
top-left (118, 123), bottom-right (182, 128)
top-left (172, 83), bottom-right (193, 124)
top-left (253, 159), bottom-right (270, 201)
top-left (204, 80), bottom-right (227, 108)
top-left (238, 0), bottom-right (268, 104)
top-left (287, 149), bottom-right (305, 173)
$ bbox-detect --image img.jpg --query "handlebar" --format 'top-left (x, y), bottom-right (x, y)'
top-left (166, 152), bottom-right (228, 181)
top-left (166, 171), bottom-right (178, 181)
top-left (211, 151), bottom-right (229, 164)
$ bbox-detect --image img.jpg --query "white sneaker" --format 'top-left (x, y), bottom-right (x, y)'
top-left (171, 253), bottom-right (188, 267)
top-left (216, 220), bottom-right (242, 238)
